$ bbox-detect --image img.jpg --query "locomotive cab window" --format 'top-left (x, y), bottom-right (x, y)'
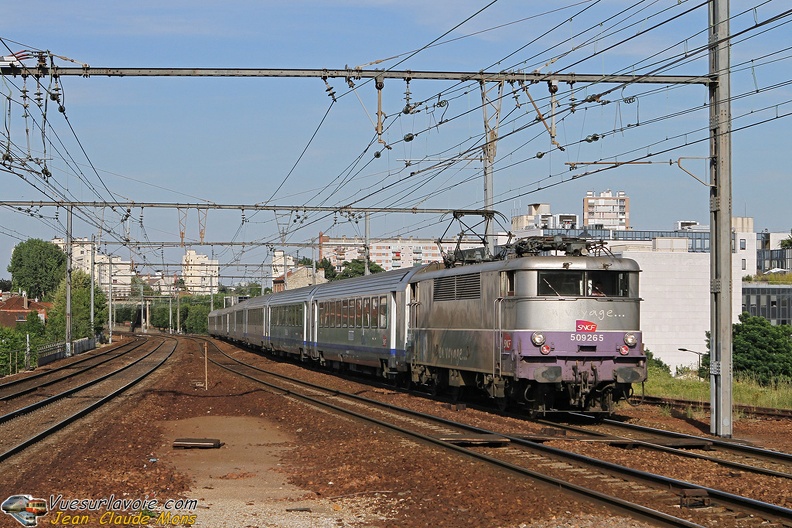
top-left (538, 271), bottom-right (584, 296)
top-left (501, 271), bottom-right (515, 297)
top-left (587, 271), bottom-right (630, 297)
top-left (538, 271), bottom-right (632, 297)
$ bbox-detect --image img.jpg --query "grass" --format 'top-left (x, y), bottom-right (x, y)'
top-left (642, 366), bottom-right (792, 409)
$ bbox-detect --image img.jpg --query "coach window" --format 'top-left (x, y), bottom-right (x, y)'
top-left (341, 299), bottom-right (349, 327)
top-left (362, 297), bottom-right (371, 327)
top-left (379, 295), bottom-right (388, 328)
top-left (371, 297), bottom-right (379, 328)
top-left (334, 300), bottom-right (341, 327)
top-left (355, 298), bottom-right (363, 327)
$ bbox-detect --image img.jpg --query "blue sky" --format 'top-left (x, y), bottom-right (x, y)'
top-left (1, 1), bottom-right (790, 283)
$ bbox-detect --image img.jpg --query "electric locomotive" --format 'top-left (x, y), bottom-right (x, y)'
top-left (406, 236), bottom-right (645, 414)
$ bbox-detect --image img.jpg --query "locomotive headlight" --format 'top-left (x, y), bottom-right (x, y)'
top-left (623, 333), bottom-right (638, 348)
top-left (531, 332), bottom-right (546, 346)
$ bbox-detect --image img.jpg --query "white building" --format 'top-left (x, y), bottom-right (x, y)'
top-left (511, 203), bottom-right (578, 231)
top-left (181, 250), bottom-right (219, 295)
top-left (318, 234), bottom-right (483, 272)
top-left (583, 190), bottom-right (630, 230)
top-left (51, 237), bottom-right (134, 299)
top-left (610, 240), bottom-right (742, 373)
top-left (271, 250), bottom-right (296, 278)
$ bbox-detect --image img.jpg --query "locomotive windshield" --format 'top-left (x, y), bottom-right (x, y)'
top-left (538, 270), bottom-right (631, 297)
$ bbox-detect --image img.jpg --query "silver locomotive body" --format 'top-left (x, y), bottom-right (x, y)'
top-left (407, 254), bottom-right (645, 413)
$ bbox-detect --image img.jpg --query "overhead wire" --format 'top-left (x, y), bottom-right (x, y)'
top-left (4, 3), bottom-right (789, 278)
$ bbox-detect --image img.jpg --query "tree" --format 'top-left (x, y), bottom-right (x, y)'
top-left (114, 304), bottom-right (138, 326)
top-left (131, 275), bottom-right (156, 298)
top-left (731, 312), bottom-right (792, 385)
top-left (318, 258), bottom-right (337, 281)
top-left (7, 239), bottom-right (66, 300)
top-left (335, 259), bottom-right (384, 281)
top-left (46, 270), bottom-right (108, 341)
top-left (233, 282), bottom-right (262, 297)
top-left (0, 326), bottom-right (27, 375)
top-left (149, 303), bottom-right (174, 330)
top-left (17, 311), bottom-right (46, 340)
top-left (781, 229), bottom-right (792, 249)
top-left (0, 278), bottom-right (11, 291)
top-left (644, 348), bottom-right (671, 376)
top-left (184, 303), bottom-right (210, 334)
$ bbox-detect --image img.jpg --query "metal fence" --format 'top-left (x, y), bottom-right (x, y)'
top-left (37, 337), bottom-right (96, 366)
top-left (1, 337), bottom-right (97, 375)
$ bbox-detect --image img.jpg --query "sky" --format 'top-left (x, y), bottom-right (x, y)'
top-left (1, 0), bottom-right (790, 285)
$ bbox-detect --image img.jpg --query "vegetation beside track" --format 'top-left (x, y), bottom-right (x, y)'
top-left (643, 363), bottom-right (792, 410)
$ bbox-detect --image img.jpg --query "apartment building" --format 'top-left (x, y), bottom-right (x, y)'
top-left (51, 237), bottom-right (134, 298)
top-left (583, 190), bottom-right (630, 230)
top-left (181, 250), bottom-right (219, 295)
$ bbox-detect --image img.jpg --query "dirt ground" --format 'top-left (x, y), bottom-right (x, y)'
top-left (2, 337), bottom-right (790, 528)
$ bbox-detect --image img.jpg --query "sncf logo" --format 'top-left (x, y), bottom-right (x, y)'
top-left (576, 320), bottom-right (597, 332)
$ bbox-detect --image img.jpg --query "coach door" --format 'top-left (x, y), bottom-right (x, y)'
top-left (310, 300), bottom-right (319, 359)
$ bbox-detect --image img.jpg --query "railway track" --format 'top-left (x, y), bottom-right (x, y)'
top-left (204, 338), bottom-right (792, 527)
top-left (533, 415), bottom-right (792, 481)
top-left (0, 335), bottom-right (176, 462)
top-left (0, 337), bottom-right (149, 403)
top-left (639, 395), bottom-right (792, 420)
